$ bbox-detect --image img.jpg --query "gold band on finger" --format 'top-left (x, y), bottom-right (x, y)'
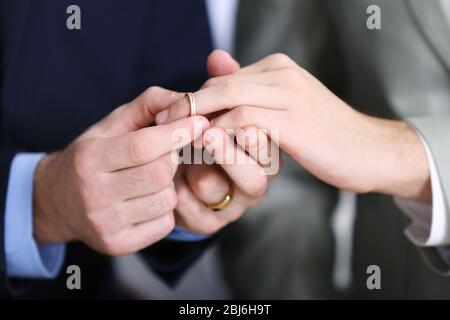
top-left (207, 193), bottom-right (233, 212)
top-left (186, 92), bottom-right (197, 117)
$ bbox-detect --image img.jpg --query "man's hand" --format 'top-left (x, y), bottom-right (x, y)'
top-left (33, 87), bottom-right (210, 256)
top-left (157, 52), bottom-right (430, 203)
top-left (164, 50), bottom-right (281, 235)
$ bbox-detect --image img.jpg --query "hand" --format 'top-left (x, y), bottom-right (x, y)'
top-left (167, 50), bottom-right (281, 235)
top-left (175, 125), bottom-right (280, 235)
top-left (156, 53), bottom-right (430, 202)
top-left (33, 87), bottom-right (210, 255)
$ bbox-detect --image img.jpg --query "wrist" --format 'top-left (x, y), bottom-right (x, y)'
top-left (371, 118), bottom-right (431, 202)
top-left (33, 152), bottom-right (74, 244)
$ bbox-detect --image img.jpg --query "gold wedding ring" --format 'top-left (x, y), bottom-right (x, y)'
top-left (207, 193), bottom-right (233, 212)
top-left (186, 92), bottom-right (197, 117)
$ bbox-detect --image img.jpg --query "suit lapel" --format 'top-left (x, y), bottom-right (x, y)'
top-left (406, 0), bottom-right (450, 73)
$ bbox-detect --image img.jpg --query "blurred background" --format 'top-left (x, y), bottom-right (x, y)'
top-left (113, 0), bottom-right (450, 299)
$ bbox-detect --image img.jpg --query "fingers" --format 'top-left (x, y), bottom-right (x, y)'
top-left (203, 127), bottom-right (268, 196)
top-left (108, 213), bottom-right (175, 256)
top-left (174, 173), bottom-right (222, 235)
top-left (108, 153), bottom-right (178, 200)
top-left (184, 164), bottom-right (231, 206)
top-left (155, 82), bottom-right (287, 124)
top-left (207, 49), bottom-right (240, 77)
top-left (175, 173), bottom-right (249, 235)
top-left (236, 126), bottom-right (271, 166)
top-left (96, 116), bottom-right (209, 171)
top-left (235, 126), bottom-right (282, 177)
top-left (94, 87), bottom-right (184, 136)
top-left (176, 173), bottom-right (260, 235)
top-left (211, 105), bottom-right (280, 134)
top-left (202, 69), bottom-right (291, 89)
top-left (153, 53), bottom-right (297, 125)
top-left (117, 186), bottom-right (177, 227)
top-left (211, 110), bottom-right (283, 177)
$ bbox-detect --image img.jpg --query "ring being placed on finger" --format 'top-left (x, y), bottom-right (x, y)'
top-left (186, 92), bottom-right (197, 117)
top-left (207, 192), bottom-right (233, 212)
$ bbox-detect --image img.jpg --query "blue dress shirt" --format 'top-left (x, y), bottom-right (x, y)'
top-left (5, 153), bottom-right (65, 278)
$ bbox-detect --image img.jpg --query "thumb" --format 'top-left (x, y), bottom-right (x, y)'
top-left (207, 49), bottom-right (240, 77)
top-left (91, 86), bottom-right (184, 137)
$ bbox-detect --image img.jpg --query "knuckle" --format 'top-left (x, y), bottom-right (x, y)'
top-left (80, 187), bottom-right (103, 212)
top-left (195, 172), bottom-right (216, 196)
top-left (144, 86), bottom-right (161, 100)
top-left (204, 77), bottom-right (220, 88)
top-left (294, 68), bottom-right (312, 85)
top-left (72, 142), bottom-right (94, 175)
top-left (159, 213), bottom-right (176, 234)
top-left (196, 177), bottom-right (228, 202)
top-left (270, 53), bottom-right (293, 66)
top-left (157, 188), bottom-right (178, 212)
top-left (297, 69), bottom-right (310, 84)
top-left (220, 80), bottom-right (240, 97)
top-left (148, 160), bottom-right (174, 189)
top-left (282, 67), bottom-right (303, 82)
top-left (129, 132), bottom-right (151, 164)
top-left (247, 174), bottom-right (268, 195)
top-left (233, 106), bottom-right (250, 123)
top-left (88, 213), bottom-right (111, 237)
top-left (100, 237), bottom-right (125, 256)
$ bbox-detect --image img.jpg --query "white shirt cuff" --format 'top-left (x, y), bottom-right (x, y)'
top-left (395, 134), bottom-right (450, 246)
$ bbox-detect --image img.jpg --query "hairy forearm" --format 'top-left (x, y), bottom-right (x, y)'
top-left (368, 117), bottom-right (431, 203)
top-left (33, 152), bottom-right (74, 245)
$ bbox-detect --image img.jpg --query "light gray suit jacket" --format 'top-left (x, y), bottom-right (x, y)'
top-left (220, 0), bottom-right (450, 299)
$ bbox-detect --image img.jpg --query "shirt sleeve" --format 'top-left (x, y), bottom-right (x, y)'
top-left (4, 153), bottom-right (66, 279)
top-left (395, 134), bottom-right (450, 247)
top-left (165, 226), bottom-right (210, 242)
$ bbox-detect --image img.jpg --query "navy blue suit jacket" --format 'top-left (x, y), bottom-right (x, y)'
top-left (0, 0), bottom-right (214, 299)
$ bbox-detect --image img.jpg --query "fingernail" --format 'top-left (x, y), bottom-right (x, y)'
top-left (155, 110), bottom-right (169, 125)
